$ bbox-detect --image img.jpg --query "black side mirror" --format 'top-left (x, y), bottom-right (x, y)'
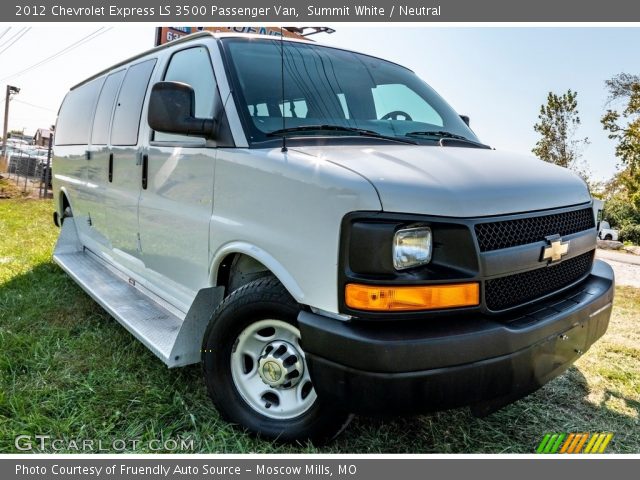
top-left (460, 115), bottom-right (470, 127)
top-left (148, 81), bottom-right (215, 137)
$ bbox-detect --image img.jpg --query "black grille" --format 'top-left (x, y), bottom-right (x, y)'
top-left (475, 208), bottom-right (595, 252)
top-left (485, 250), bottom-right (594, 311)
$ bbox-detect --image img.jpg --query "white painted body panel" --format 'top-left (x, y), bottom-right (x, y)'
top-left (293, 145), bottom-right (591, 217)
top-left (209, 147), bottom-right (380, 312)
top-left (85, 144), bottom-right (112, 248)
top-left (138, 145), bottom-right (216, 310)
top-left (105, 145), bottom-right (143, 270)
top-left (53, 145), bottom-right (92, 240)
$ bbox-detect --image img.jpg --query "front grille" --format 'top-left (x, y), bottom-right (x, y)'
top-left (475, 207), bottom-right (595, 252)
top-left (485, 250), bottom-right (594, 311)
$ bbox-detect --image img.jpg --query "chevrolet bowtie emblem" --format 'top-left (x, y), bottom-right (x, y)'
top-left (541, 235), bottom-right (570, 263)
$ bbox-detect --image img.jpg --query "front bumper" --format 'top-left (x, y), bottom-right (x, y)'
top-left (298, 260), bottom-right (614, 416)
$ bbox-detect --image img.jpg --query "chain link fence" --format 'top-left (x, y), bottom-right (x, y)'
top-left (2, 134), bottom-right (53, 198)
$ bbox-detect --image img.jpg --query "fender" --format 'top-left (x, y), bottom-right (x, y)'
top-left (210, 241), bottom-right (305, 303)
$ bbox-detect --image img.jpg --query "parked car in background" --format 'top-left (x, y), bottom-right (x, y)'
top-left (7, 144), bottom-right (52, 187)
top-left (598, 220), bottom-right (619, 241)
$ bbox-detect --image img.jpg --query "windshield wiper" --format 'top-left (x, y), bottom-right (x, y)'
top-left (266, 124), bottom-right (417, 145)
top-left (405, 130), bottom-right (491, 149)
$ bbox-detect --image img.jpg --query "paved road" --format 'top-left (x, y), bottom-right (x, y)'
top-left (596, 249), bottom-right (640, 288)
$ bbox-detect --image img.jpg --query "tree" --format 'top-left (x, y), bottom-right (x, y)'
top-left (532, 90), bottom-right (590, 173)
top-left (601, 73), bottom-right (640, 176)
top-left (600, 168), bottom-right (640, 228)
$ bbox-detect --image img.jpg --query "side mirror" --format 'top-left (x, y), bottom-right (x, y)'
top-left (460, 115), bottom-right (470, 127)
top-left (148, 81), bottom-right (214, 137)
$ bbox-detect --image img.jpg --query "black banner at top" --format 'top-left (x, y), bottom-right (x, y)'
top-left (7, 0), bottom-right (640, 22)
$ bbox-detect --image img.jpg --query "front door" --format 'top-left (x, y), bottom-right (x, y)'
top-left (137, 46), bottom-right (218, 311)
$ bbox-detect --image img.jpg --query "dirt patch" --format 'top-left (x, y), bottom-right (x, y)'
top-left (0, 176), bottom-right (27, 199)
top-left (0, 175), bottom-right (50, 199)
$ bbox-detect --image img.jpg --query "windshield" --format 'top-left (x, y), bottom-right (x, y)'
top-left (222, 38), bottom-right (480, 145)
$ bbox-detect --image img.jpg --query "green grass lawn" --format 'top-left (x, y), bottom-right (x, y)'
top-left (1, 197), bottom-right (638, 453)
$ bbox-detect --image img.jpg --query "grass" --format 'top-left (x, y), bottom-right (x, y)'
top-left (0, 196), bottom-right (638, 453)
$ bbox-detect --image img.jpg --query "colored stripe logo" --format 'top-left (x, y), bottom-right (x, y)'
top-left (537, 433), bottom-right (613, 453)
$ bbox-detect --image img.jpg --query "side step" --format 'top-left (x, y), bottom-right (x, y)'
top-left (52, 219), bottom-right (223, 368)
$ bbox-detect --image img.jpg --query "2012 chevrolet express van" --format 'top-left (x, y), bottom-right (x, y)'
top-left (52, 32), bottom-right (614, 443)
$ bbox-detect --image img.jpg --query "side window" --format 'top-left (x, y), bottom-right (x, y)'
top-left (55, 77), bottom-right (103, 146)
top-left (154, 46), bottom-right (217, 142)
top-left (372, 84), bottom-right (443, 126)
top-left (248, 103), bottom-right (269, 117)
top-left (91, 70), bottom-right (125, 145)
top-left (111, 58), bottom-right (157, 146)
top-left (279, 99), bottom-right (308, 118)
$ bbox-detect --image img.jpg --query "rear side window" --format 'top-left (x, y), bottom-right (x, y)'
top-left (91, 70), bottom-right (125, 145)
top-left (111, 58), bottom-right (157, 146)
top-left (55, 77), bottom-right (103, 145)
top-left (154, 46), bottom-right (217, 142)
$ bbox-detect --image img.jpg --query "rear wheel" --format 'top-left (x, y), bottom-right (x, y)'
top-left (604, 234), bottom-right (613, 241)
top-left (201, 275), bottom-right (351, 443)
top-left (60, 204), bottom-right (73, 225)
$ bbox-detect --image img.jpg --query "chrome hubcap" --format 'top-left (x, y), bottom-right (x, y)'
top-left (257, 340), bottom-right (304, 389)
top-left (231, 319), bottom-right (316, 419)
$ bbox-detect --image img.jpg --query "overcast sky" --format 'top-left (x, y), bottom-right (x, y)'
top-left (1, 25), bottom-right (638, 182)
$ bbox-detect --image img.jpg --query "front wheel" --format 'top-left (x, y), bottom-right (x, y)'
top-left (201, 276), bottom-right (351, 443)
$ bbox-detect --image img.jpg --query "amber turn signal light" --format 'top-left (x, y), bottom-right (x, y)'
top-left (345, 283), bottom-right (480, 311)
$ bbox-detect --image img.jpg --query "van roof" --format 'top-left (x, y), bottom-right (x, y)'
top-left (71, 30), bottom-right (412, 91)
top-left (71, 31), bottom-right (310, 90)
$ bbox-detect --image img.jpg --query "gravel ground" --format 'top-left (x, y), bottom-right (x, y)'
top-left (596, 249), bottom-right (640, 288)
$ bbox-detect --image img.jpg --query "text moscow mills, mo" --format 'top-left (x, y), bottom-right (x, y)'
top-left (15, 4), bottom-right (442, 19)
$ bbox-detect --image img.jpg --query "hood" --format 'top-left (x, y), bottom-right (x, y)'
top-left (291, 145), bottom-right (591, 217)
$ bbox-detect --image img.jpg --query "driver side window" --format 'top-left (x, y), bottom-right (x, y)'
top-left (154, 46), bottom-right (217, 142)
top-left (372, 84), bottom-right (443, 125)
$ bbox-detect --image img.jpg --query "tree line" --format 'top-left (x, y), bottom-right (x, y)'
top-left (533, 73), bottom-right (640, 244)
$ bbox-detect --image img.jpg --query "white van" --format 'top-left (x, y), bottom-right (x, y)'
top-left (52, 32), bottom-right (614, 443)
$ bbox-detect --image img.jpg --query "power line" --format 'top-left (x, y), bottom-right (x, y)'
top-left (13, 99), bottom-right (57, 113)
top-left (0, 28), bottom-right (11, 42)
top-left (0, 27), bottom-right (21, 50)
top-left (0, 27), bottom-right (111, 83)
top-left (0, 28), bottom-right (30, 56)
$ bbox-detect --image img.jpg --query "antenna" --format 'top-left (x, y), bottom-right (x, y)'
top-left (280, 26), bottom-right (287, 153)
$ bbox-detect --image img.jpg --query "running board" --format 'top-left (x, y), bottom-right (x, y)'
top-left (52, 219), bottom-right (223, 368)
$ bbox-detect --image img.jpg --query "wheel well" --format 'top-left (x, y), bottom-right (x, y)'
top-left (217, 253), bottom-right (271, 296)
top-left (60, 192), bottom-right (70, 214)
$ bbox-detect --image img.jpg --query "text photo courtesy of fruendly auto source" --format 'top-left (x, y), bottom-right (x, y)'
top-left (0, 26), bottom-right (638, 453)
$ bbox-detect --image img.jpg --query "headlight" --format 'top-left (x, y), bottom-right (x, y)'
top-left (392, 226), bottom-right (432, 270)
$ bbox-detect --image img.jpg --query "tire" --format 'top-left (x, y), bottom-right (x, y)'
top-left (604, 234), bottom-right (613, 241)
top-left (60, 205), bottom-right (73, 225)
top-left (201, 275), bottom-right (351, 444)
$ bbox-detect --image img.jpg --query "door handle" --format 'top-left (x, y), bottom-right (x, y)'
top-left (108, 153), bottom-right (113, 182)
top-left (141, 154), bottom-right (148, 190)
top-left (85, 150), bottom-right (91, 160)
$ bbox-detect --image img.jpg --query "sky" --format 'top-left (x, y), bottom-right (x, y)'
top-left (1, 25), bottom-right (638, 182)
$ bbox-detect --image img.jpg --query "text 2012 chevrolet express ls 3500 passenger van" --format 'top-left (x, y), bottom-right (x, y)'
top-left (52, 32), bottom-right (614, 443)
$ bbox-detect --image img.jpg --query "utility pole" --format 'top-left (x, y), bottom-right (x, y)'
top-left (2, 85), bottom-right (20, 158)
